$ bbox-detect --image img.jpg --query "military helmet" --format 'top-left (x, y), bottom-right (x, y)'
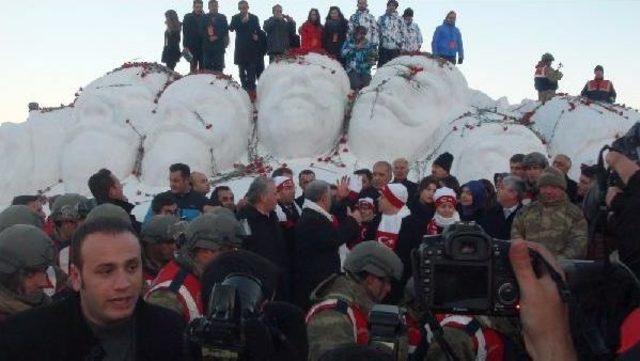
top-left (183, 213), bottom-right (245, 253)
top-left (142, 215), bottom-right (180, 244)
top-left (541, 53), bottom-right (554, 62)
top-left (0, 205), bottom-right (43, 233)
top-left (343, 241), bottom-right (403, 281)
top-left (50, 194), bottom-right (91, 222)
top-left (85, 203), bottom-right (131, 225)
top-left (0, 225), bottom-right (55, 275)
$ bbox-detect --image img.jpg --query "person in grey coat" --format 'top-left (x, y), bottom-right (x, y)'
top-left (263, 4), bottom-right (297, 62)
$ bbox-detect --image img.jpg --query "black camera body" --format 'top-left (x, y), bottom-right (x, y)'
top-left (368, 304), bottom-right (408, 360)
top-left (413, 222), bottom-right (527, 317)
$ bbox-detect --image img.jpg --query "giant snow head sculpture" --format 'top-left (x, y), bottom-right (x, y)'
top-left (141, 74), bottom-right (252, 186)
top-left (256, 53), bottom-right (351, 158)
top-left (349, 55), bottom-right (470, 162)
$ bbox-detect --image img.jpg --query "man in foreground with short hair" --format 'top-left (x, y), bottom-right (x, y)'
top-left (0, 218), bottom-right (186, 361)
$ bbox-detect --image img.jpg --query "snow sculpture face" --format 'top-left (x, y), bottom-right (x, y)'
top-left (257, 53), bottom-right (351, 158)
top-left (349, 55), bottom-right (470, 162)
top-left (142, 74), bottom-right (252, 187)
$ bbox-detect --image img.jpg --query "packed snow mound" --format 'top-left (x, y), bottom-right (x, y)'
top-left (521, 96), bottom-right (640, 179)
top-left (142, 73), bottom-right (252, 186)
top-left (257, 53), bottom-right (350, 158)
top-left (423, 113), bottom-right (546, 184)
top-left (349, 55), bottom-right (470, 162)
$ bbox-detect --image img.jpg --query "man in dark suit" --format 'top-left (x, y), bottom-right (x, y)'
top-left (229, 0), bottom-right (261, 99)
top-left (0, 218), bottom-right (185, 361)
top-left (293, 180), bottom-right (361, 311)
top-left (481, 175), bottom-right (524, 240)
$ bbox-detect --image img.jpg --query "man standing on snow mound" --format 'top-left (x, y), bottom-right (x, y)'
top-left (146, 213), bottom-right (242, 322)
top-left (348, 0), bottom-right (379, 47)
top-left (183, 0), bottom-right (207, 72)
top-left (264, 4), bottom-right (297, 63)
top-left (377, 0), bottom-right (407, 67)
top-left (581, 65), bottom-right (617, 104)
top-left (431, 152), bottom-right (461, 195)
top-left (534, 52), bottom-right (562, 103)
top-left (431, 10), bottom-right (464, 65)
top-left (201, 0), bottom-right (229, 72)
top-left (342, 25), bottom-right (377, 91)
top-left (229, 0), bottom-right (261, 98)
top-left (146, 163), bottom-right (208, 223)
top-left (512, 168), bottom-right (588, 259)
top-left (0, 218), bottom-right (186, 361)
top-left (402, 8), bottom-right (423, 53)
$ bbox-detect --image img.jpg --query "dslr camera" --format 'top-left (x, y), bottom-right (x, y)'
top-left (187, 274), bottom-right (265, 361)
top-left (412, 222), bottom-right (540, 317)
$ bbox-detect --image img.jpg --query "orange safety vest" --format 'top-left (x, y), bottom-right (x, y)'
top-left (146, 260), bottom-right (203, 322)
top-left (534, 65), bottom-right (548, 78)
top-left (587, 79), bottom-right (612, 92)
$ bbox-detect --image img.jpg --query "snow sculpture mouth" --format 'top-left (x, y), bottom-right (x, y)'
top-left (349, 55), bottom-right (470, 162)
top-left (142, 74), bottom-right (252, 186)
top-left (257, 53), bottom-right (351, 158)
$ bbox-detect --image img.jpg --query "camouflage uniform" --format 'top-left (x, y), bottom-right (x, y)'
top-left (306, 273), bottom-right (375, 361)
top-left (511, 196), bottom-right (588, 259)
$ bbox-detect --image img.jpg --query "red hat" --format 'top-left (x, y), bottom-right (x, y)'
top-left (274, 176), bottom-right (294, 192)
top-left (380, 184), bottom-right (408, 209)
top-left (434, 187), bottom-right (457, 208)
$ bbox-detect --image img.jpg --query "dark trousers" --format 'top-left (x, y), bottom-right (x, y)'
top-left (378, 47), bottom-right (401, 67)
top-left (203, 51), bottom-right (225, 72)
top-left (189, 49), bottom-right (204, 72)
top-left (164, 60), bottom-right (177, 71)
top-left (347, 71), bottom-right (372, 91)
top-left (440, 55), bottom-right (457, 64)
top-left (238, 62), bottom-right (257, 91)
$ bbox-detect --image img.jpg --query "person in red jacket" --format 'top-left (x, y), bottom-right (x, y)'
top-left (299, 8), bottom-right (324, 53)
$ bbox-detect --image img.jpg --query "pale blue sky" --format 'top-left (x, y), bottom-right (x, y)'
top-left (1, 0), bottom-right (638, 124)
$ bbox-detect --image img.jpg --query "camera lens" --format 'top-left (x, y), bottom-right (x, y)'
top-left (497, 282), bottom-right (518, 305)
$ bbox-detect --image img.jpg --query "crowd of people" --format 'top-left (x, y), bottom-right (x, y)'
top-left (161, 0), bottom-right (465, 95)
top-left (1, 140), bottom-right (639, 360)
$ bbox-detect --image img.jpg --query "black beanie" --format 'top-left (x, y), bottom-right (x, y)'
top-left (403, 8), bottom-right (413, 17)
top-left (433, 152), bottom-right (454, 173)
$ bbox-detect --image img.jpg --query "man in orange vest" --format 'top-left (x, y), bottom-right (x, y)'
top-left (306, 241), bottom-right (404, 361)
top-left (145, 211), bottom-right (243, 322)
top-left (581, 65), bottom-right (617, 104)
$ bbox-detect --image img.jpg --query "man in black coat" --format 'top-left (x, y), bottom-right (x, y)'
top-left (293, 180), bottom-right (361, 311)
top-left (183, 0), bottom-right (207, 72)
top-left (553, 154), bottom-right (579, 203)
top-left (88, 168), bottom-right (141, 234)
top-left (229, 0), bottom-right (261, 96)
top-left (0, 217), bottom-right (185, 361)
top-left (201, 0), bottom-right (229, 72)
top-left (392, 158), bottom-right (418, 202)
top-left (481, 175), bottom-right (524, 240)
top-left (237, 177), bottom-right (291, 301)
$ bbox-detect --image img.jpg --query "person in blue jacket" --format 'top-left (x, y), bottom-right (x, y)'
top-left (431, 11), bottom-right (464, 65)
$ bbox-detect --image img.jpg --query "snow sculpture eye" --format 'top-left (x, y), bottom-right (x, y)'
top-left (348, 55), bottom-right (469, 162)
top-left (141, 74), bottom-right (252, 187)
top-left (256, 53), bottom-right (351, 158)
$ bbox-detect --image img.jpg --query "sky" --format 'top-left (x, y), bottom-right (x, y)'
top-left (0, 0), bottom-right (638, 124)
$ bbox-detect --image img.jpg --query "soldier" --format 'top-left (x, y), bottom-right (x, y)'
top-left (0, 205), bottom-right (44, 233)
top-left (85, 203), bottom-right (133, 224)
top-left (534, 53), bottom-right (562, 103)
top-left (0, 225), bottom-right (55, 324)
top-left (512, 168), bottom-right (588, 259)
top-left (140, 215), bottom-right (180, 285)
top-left (49, 194), bottom-right (91, 275)
top-left (145, 212), bottom-right (243, 322)
top-left (522, 152), bottom-right (549, 203)
top-left (581, 65), bottom-right (617, 103)
top-left (306, 241), bottom-right (403, 361)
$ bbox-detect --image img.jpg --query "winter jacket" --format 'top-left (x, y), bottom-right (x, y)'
top-left (377, 11), bottom-right (407, 50)
top-left (348, 10), bottom-right (379, 46)
top-left (534, 62), bottom-right (559, 91)
top-left (144, 190), bottom-right (207, 223)
top-left (293, 206), bottom-right (359, 311)
top-left (610, 171), bottom-right (640, 278)
top-left (323, 18), bottom-right (349, 60)
top-left (99, 198), bottom-right (141, 234)
top-left (581, 79), bottom-right (617, 103)
top-left (161, 29), bottom-right (181, 65)
top-left (264, 16), bottom-right (296, 55)
top-left (341, 39), bottom-right (377, 75)
top-left (229, 13), bottom-right (261, 64)
top-left (201, 12), bottom-right (229, 55)
top-left (182, 12), bottom-right (206, 53)
top-left (431, 21), bottom-right (464, 59)
top-left (299, 21), bottom-right (324, 52)
top-left (566, 174), bottom-right (579, 204)
top-left (0, 293), bottom-right (185, 361)
top-left (480, 204), bottom-right (522, 240)
top-left (404, 21), bottom-right (423, 52)
top-left (511, 196), bottom-right (588, 259)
